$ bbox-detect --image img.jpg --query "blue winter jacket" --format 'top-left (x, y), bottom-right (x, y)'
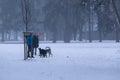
top-left (26, 35), bottom-right (33, 46)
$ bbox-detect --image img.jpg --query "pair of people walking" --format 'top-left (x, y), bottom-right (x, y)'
top-left (26, 33), bottom-right (39, 58)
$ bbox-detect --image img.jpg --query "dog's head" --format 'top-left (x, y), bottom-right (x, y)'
top-left (38, 48), bottom-right (41, 51)
top-left (45, 46), bottom-right (51, 50)
top-left (39, 48), bottom-right (46, 52)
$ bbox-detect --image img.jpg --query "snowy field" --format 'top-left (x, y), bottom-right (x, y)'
top-left (0, 42), bottom-right (120, 80)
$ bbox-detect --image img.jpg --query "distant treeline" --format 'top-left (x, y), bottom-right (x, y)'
top-left (0, 0), bottom-right (120, 43)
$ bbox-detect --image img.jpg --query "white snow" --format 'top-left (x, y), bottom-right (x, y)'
top-left (0, 42), bottom-right (120, 80)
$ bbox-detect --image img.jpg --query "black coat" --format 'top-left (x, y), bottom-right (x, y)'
top-left (32, 35), bottom-right (39, 48)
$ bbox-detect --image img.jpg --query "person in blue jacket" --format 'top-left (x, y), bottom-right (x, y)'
top-left (26, 33), bottom-right (34, 58)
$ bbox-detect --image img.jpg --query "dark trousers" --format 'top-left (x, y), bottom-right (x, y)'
top-left (27, 45), bottom-right (33, 57)
top-left (33, 48), bottom-right (37, 55)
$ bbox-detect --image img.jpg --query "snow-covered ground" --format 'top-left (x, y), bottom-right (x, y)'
top-left (0, 42), bottom-right (120, 80)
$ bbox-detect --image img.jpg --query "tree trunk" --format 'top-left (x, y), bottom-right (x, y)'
top-left (112, 0), bottom-right (120, 26)
top-left (115, 29), bottom-right (119, 42)
top-left (99, 27), bottom-right (102, 42)
top-left (53, 31), bottom-right (57, 43)
top-left (64, 27), bottom-right (71, 43)
top-left (88, 0), bottom-right (92, 43)
top-left (111, 0), bottom-right (120, 42)
top-left (73, 29), bottom-right (77, 41)
top-left (115, 24), bottom-right (119, 42)
top-left (79, 26), bottom-right (83, 41)
top-left (14, 31), bottom-right (18, 41)
top-left (1, 31), bottom-right (4, 42)
top-left (21, 0), bottom-right (32, 32)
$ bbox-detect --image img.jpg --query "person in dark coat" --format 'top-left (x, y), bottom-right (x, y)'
top-left (26, 33), bottom-right (34, 58)
top-left (32, 34), bottom-right (39, 55)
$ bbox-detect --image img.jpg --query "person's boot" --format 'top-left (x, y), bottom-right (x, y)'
top-left (27, 55), bottom-right (30, 58)
top-left (27, 52), bottom-right (30, 58)
top-left (35, 49), bottom-right (37, 55)
top-left (31, 52), bottom-right (34, 58)
top-left (31, 56), bottom-right (34, 58)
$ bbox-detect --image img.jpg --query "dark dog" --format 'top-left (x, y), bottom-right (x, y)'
top-left (45, 47), bottom-right (52, 57)
top-left (39, 48), bottom-right (47, 58)
top-left (39, 47), bottom-right (52, 58)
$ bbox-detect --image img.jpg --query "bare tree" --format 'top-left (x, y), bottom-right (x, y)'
top-left (111, 0), bottom-right (120, 42)
top-left (21, 0), bottom-right (32, 32)
top-left (112, 0), bottom-right (120, 26)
